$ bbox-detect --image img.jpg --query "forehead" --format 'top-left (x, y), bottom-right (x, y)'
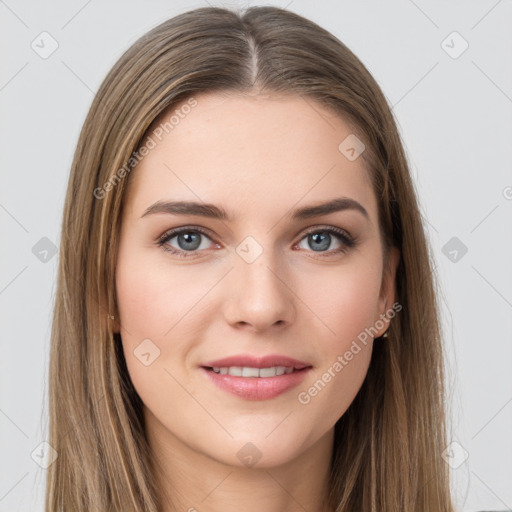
top-left (124, 92), bottom-right (377, 222)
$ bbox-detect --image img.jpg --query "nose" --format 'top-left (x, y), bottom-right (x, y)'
top-left (223, 250), bottom-right (296, 333)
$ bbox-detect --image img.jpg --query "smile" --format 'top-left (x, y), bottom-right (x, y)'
top-left (208, 366), bottom-right (297, 377)
top-left (200, 354), bottom-right (312, 400)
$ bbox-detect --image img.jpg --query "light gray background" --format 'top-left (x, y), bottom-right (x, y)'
top-left (1, 1), bottom-right (511, 510)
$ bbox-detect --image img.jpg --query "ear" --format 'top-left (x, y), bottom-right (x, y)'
top-left (375, 245), bottom-right (400, 337)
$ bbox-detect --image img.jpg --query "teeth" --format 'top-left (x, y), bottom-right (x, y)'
top-left (259, 367), bottom-right (278, 377)
top-left (228, 366), bottom-right (243, 377)
top-left (210, 366), bottom-right (296, 377)
top-left (242, 367), bottom-right (259, 377)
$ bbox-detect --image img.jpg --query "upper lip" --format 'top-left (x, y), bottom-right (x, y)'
top-left (201, 354), bottom-right (312, 370)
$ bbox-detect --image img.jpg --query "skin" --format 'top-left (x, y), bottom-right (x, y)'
top-left (115, 91), bottom-right (400, 512)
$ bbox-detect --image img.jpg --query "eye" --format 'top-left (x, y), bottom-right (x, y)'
top-left (295, 226), bottom-right (357, 257)
top-left (157, 227), bottom-right (219, 258)
top-left (156, 225), bottom-right (357, 259)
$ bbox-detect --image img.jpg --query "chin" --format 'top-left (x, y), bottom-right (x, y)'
top-left (204, 429), bottom-right (317, 470)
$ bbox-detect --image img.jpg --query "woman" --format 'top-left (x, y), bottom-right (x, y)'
top-left (47, 5), bottom-right (457, 511)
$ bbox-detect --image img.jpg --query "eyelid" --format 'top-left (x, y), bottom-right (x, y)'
top-left (156, 225), bottom-right (216, 244)
top-left (298, 224), bottom-right (353, 240)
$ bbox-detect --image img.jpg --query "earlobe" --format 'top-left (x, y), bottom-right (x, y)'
top-left (107, 313), bottom-right (121, 334)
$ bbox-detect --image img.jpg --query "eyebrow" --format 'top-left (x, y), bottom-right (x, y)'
top-left (141, 197), bottom-right (369, 221)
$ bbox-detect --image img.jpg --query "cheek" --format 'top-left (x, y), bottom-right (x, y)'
top-left (115, 266), bottom-right (186, 425)
top-left (116, 246), bottom-right (205, 340)
top-left (291, 259), bottom-right (381, 423)
top-left (300, 256), bottom-right (383, 348)
top-left (115, 247), bottom-right (214, 406)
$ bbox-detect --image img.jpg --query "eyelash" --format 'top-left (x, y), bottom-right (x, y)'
top-left (156, 225), bottom-right (358, 259)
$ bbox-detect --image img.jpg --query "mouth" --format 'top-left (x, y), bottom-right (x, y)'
top-left (199, 354), bottom-right (312, 400)
top-left (205, 365), bottom-right (306, 377)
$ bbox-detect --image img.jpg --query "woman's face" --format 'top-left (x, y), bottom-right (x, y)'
top-left (116, 92), bottom-right (399, 468)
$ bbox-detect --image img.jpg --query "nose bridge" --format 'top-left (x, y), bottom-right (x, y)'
top-left (224, 236), bottom-right (295, 330)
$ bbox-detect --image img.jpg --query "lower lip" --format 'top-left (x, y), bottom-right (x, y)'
top-left (200, 367), bottom-right (311, 401)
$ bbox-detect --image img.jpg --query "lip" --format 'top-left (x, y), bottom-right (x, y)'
top-left (200, 354), bottom-right (312, 401)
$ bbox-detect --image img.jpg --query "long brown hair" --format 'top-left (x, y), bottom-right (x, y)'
top-left (46, 6), bottom-right (454, 511)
